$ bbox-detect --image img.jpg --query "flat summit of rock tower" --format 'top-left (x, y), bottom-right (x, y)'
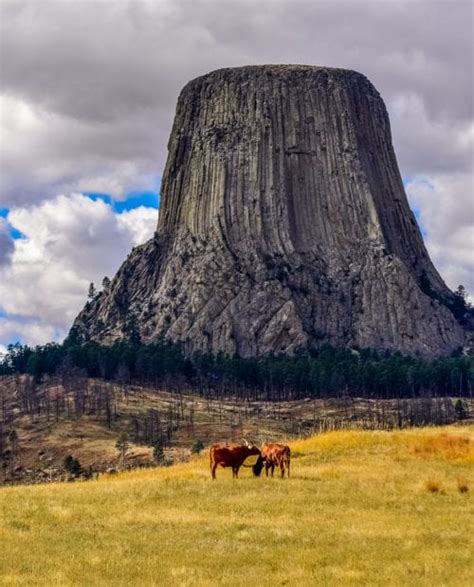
top-left (74, 65), bottom-right (467, 356)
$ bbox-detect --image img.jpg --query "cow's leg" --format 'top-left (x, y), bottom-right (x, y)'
top-left (280, 462), bottom-right (285, 478)
top-left (211, 463), bottom-right (218, 480)
top-left (265, 462), bottom-right (270, 477)
top-left (270, 463), bottom-right (275, 477)
top-left (287, 459), bottom-right (290, 478)
top-left (234, 466), bottom-right (240, 479)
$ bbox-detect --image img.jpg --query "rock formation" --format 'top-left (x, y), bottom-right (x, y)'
top-left (73, 65), bottom-right (467, 356)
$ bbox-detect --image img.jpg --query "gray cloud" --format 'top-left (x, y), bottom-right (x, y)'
top-left (1, 0), bottom-right (472, 206)
top-left (0, 219), bottom-right (14, 266)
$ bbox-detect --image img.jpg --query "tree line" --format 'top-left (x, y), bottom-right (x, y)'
top-left (0, 335), bottom-right (472, 400)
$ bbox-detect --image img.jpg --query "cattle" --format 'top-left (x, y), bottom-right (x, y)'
top-left (209, 440), bottom-right (261, 479)
top-left (261, 443), bottom-right (291, 478)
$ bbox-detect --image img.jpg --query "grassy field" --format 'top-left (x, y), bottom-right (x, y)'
top-left (1, 426), bottom-right (473, 586)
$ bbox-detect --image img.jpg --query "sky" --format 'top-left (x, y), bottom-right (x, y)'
top-left (0, 0), bottom-right (473, 352)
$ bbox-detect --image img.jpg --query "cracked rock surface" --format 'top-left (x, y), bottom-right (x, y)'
top-left (74, 65), bottom-right (466, 356)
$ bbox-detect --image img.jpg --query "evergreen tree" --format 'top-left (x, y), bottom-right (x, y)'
top-left (454, 399), bottom-right (468, 420)
top-left (124, 313), bottom-right (141, 345)
top-left (8, 429), bottom-right (18, 458)
top-left (88, 282), bottom-right (97, 299)
top-left (64, 455), bottom-right (82, 476)
top-left (191, 440), bottom-right (205, 454)
top-left (153, 438), bottom-right (167, 465)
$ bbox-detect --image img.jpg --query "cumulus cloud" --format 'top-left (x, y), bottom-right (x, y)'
top-left (116, 206), bottom-right (158, 246)
top-left (0, 194), bottom-right (157, 346)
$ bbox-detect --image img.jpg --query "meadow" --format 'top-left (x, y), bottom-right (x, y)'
top-left (1, 426), bottom-right (472, 586)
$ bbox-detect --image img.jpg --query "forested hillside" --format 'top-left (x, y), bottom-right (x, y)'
top-left (1, 339), bottom-right (472, 400)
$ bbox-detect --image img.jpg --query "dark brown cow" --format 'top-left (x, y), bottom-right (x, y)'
top-left (261, 443), bottom-right (291, 478)
top-left (209, 441), bottom-right (261, 479)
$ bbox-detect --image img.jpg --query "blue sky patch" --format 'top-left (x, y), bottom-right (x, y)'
top-left (0, 208), bottom-right (26, 239)
top-left (9, 226), bottom-right (25, 240)
top-left (403, 177), bottom-right (428, 238)
top-left (114, 191), bottom-right (159, 212)
top-left (83, 189), bottom-right (160, 212)
top-left (412, 207), bottom-right (428, 237)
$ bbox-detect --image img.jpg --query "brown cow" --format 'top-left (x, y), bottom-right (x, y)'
top-left (261, 443), bottom-right (291, 478)
top-left (209, 441), bottom-right (261, 479)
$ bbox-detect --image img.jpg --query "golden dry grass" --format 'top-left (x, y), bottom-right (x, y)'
top-left (0, 426), bottom-right (473, 586)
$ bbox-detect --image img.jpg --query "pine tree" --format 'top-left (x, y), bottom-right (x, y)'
top-left (191, 439), bottom-right (205, 454)
top-left (153, 438), bottom-right (166, 465)
top-left (64, 455), bottom-right (82, 476)
top-left (454, 399), bottom-right (468, 421)
top-left (8, 429), bottom-right (18, 458)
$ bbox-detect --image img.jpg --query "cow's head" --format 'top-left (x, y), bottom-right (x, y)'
top-left (252, 455), bottom-right (265, 477)
top-left (243, 438), bottom-right (261, 456)
top-left (242, 439), bottom-right (263, 476)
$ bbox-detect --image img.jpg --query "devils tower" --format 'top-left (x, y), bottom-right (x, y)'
top-left (74, 65), bottom-right (467, 356)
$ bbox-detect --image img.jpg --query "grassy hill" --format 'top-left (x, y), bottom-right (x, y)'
top-left (1, 426), bottom-right (473, 586)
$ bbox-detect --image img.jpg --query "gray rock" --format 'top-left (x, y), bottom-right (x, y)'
top-left (74, 65), bottom-right (467, 357)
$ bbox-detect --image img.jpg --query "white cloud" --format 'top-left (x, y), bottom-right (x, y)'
top-left (0, 194), bottom-right (157, 346)
top-left (117, 206), bottom-right (157, 246)
top-left (406, 173), bottom-right (474, 297)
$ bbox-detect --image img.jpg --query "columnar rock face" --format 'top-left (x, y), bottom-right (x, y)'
top-left (74, 65), bottom-right (467, 356)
